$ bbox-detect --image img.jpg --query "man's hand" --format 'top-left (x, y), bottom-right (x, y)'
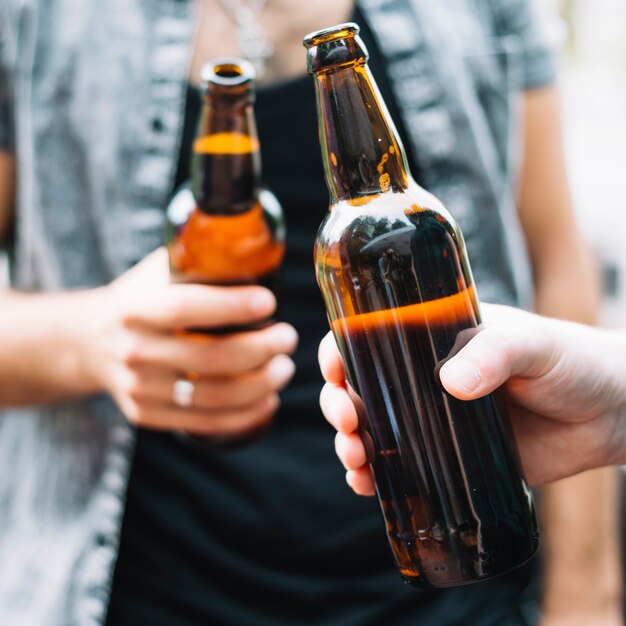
top-left (85, 248), bottom-right (298, 436)
top-left (319, 303), bottom-right (626, 492)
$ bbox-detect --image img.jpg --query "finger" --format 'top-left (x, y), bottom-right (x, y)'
top-left (123, 284), bottom-right (277, 331)
top-left (126, 393), bottom-right (280, 435)
top-left (129, 355), bottom-right (295, 409)
top-left (439, 320), bottom-right (556, 400)
top-left (318, 331), bottom-right (345, 384)
top-left (335, 431), bottom-right (368, 471)
top-left (122, 323), bottom-right (298, 375)
top-left (346, 467), bottom-right (376, 496)
top-left (319, 382), bottom-right (359, 433)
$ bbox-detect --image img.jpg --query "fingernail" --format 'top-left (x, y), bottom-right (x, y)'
top-left (442, 359), bottom-right (481, 392)
top-left (249, 290), bottom-right (276, 315)
top-left (268, 355), bottom-right (296, 386)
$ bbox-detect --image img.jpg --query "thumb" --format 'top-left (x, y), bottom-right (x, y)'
top-left (439, 318), bottom-right (556, 400)
top-left (113, 247), bottom-right (170, 291)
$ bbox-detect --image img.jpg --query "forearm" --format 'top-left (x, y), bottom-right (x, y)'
top-left (532, 236), bottom-right (600, 324)
top-left (541, 470), bottom-right (622, 615)
top-left (539, 358), bottom-right (624, 621)
top-left (0, 288), bottom-right (104, 406)
top-left (534, 264), bottom-right (623, 619)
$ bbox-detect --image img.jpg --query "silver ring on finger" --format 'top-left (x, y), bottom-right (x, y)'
top-left (173, 378), bottom-right (195, 408)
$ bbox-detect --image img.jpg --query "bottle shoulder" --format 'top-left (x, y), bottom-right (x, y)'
top-left (317, 182), bottom-right (461, 250)
top-left (314, 182), bottom-right (475, 310)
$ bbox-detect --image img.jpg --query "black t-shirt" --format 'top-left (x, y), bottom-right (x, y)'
top-left (106, 12), bottom-right (532, 626)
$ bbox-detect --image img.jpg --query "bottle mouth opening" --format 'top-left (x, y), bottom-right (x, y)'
top-left (302, 22), bottom-right (359, 48)
top-left (303, 22), bottom-right (367, 75)
top-left (201, 57), bottom-right (256, 88)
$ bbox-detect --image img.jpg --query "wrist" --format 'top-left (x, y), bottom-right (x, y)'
top-left (70, 285), bottom-right (113, 395)
top-left (0, 287), bottom-right (108, 405)
top-left (36, 287), bottom-right (109, 398)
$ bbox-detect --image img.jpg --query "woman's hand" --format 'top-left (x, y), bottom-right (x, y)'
top-left (84, 248), bottom-right (298, 436)
top-left (319, 303), bottom-right (626, 492)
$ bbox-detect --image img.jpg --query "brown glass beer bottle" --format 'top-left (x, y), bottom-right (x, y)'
top-left (165, 58), bottom-right (285, 446)
top-left (303, 24), bottom-right (538, 588)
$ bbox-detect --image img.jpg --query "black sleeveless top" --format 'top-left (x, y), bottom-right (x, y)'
top-left (106, 11), bottom-right (532, 626)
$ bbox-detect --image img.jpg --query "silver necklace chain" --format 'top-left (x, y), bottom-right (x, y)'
top-left (216, 0), bottom-right (274, 78)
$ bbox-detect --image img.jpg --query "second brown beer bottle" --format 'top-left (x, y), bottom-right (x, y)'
top-left (303, 24), bottom-right (538, 588)
top-left (165, 58), bottom-right (285, 447)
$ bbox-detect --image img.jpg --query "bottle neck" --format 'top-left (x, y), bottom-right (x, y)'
top-left (314, 63), bottom-right (409, 204)
top-left (191, 98), bottom-right (262, 214)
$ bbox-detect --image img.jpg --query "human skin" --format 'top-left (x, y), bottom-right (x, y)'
top-left (0, 244), bottom-right (298, 436)
top-left (319, 302), bottom-right (626, 490)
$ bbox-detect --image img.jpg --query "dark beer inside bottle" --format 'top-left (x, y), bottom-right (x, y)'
top-left (306, 23), bottom-right (538, 588)
top-left (191, 60), bottom-right (261, 214)
top-left (319, 201), bottom-right (537, 587)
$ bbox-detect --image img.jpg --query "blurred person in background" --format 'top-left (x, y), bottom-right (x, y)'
top-left (0, 0), bottom-right (620, 625)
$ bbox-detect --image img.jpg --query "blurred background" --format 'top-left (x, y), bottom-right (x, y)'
top-left (546, 0), bottom-right (626, 326)
top-left (546, 0), bottom-right (626, 609)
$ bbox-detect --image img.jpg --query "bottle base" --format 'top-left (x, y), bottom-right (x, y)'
top-left (400, 545), bottom-right (539, 590)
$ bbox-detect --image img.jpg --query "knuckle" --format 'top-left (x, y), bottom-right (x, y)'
top-left (477, 327), bottom-right (515, 375)
top-left (163, 295), bottom-right (190, 328)
top-left (492, 328), bottom-right (517, 360)
top-left (122, 399), bottom-right (142, 425)
top-left (118, 333), bottom-right (145, 367)
top-left (117, 292), bottom-right (154, 328)
top-left (206, 382), bottom-right (231, 408)
top-left (118, 306), bottom-right (139, 329)
top-left (493, 326), bottom-right (532, 377)
top-left (203, 344), bottom-right (229, 373)
top-left (122, 371), bottom-right (145, 401)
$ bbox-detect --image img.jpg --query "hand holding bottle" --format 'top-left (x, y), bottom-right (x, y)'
top-left (319, 303), bottom-right (626, 490)
top-left (86, 248), bottom-right (298, 436)
top-left (164, 59), bottom-right (286, 446)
